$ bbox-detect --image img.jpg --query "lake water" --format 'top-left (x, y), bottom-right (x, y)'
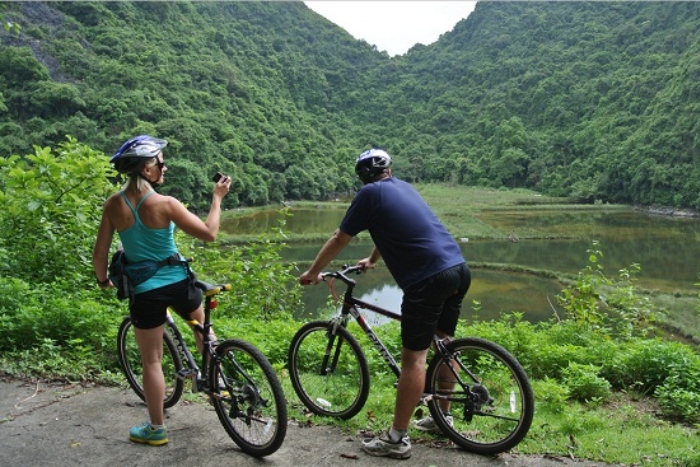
top-left (222, 207), bottom-right (700, 323)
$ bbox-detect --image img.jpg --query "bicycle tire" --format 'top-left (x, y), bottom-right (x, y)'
top-left (425, 337), bottom-right (534, 455)
top-left (209, 339), bottom-right (287, 457)
top-left (116, 316), bottom-right (184, 409)
top-left (288, 320), bottom-right (370, 420)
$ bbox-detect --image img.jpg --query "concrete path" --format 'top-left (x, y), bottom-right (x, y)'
top-left (0, 378), bottom-right (621, 467)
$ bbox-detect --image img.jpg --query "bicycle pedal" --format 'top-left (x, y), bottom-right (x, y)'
top-left (177, 368), bottom-right (198, 379)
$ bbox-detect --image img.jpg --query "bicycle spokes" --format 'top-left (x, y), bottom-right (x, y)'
top-left (210, 340), bottom-right (287, 457)
top-left (288, 321), bottom-right (370, 420)
top-left (425, 338), bottom-right (534, 455)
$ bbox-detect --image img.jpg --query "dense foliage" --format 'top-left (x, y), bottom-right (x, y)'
top-left (0, 1), bottom-right (382, 210)
top-left (1, 2), bottom-right (699, 210)
top-left (0, 139), bottom-right (302, 379)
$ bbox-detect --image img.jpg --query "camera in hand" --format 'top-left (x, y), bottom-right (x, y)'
top-left (212, 172), bottom-right (224, 183)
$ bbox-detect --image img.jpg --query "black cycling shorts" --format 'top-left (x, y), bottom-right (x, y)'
top-left (129, 278), bottom-right (203, 329)
top-left (400, 263), bottom-right (471, 351)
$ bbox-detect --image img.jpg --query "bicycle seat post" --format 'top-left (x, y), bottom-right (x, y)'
top-left (202, 296), bottom-right (213, 342)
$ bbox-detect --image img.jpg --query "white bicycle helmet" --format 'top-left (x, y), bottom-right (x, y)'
top-left (355, 148), bottom-right (392, 183)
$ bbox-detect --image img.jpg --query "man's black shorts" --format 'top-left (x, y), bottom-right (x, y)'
top-left (400, 263), bottom-right (471, 351)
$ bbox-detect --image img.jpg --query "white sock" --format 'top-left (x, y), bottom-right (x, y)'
top-left (150, 423), bottom-right (165, 430)
top-left (388, 426), bottom-right (407, 443)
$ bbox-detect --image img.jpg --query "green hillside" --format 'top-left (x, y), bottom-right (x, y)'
top-left (1, 1), bottom-right (699, 209)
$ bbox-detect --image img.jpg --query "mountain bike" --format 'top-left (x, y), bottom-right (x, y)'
top-left (288, 265), bottom-right (534, 455)
top-left (117, 279), bottom-right (287, 457)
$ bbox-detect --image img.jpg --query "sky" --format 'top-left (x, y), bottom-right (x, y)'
top-left (305, 1), bottom-right (477, 57)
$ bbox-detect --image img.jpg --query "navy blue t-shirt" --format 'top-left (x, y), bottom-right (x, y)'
top-left (339, 177), bottom-right (465, 290)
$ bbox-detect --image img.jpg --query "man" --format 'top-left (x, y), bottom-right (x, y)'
top-left (299, 148), bottom-right (471, 459)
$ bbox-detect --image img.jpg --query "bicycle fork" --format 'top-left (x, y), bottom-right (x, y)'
top-left (318, 317), bottom-right (347, 376)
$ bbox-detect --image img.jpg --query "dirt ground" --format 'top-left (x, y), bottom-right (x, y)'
top-left (0, 378), bottom-right (626, 467)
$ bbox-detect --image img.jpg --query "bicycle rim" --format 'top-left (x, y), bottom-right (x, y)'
top-left (426, 337), bottom-right (534, 455)
top-left (116, 317), bottom-right (184, 409)
top-left (209, 339), bottom-right (287, 457)
top-left (288, 321), bottom-right (370, 420)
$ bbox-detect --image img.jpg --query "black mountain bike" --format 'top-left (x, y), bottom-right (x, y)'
top-left (117, 279), bottom-right (287, 457)
top-left (288, 265), bottom-right (534, 455)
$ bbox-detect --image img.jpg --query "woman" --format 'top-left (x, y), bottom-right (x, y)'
top-left (92, 135), bottom-right (231, 446)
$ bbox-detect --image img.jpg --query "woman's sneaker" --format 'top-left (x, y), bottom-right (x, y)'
top-left (361, 434), bottom-right (411, 459)
top-left (129, 422), bottom-right (168, 446)
top-left (411, 414), bottom-right (453, 433)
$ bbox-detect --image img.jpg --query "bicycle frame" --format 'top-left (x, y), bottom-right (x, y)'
top-left (165, 284), bottom-right (222, 393)
top-left (327, 266), bottom-right (462, 390)
top-left (332, 277), bottom-right (403, 378)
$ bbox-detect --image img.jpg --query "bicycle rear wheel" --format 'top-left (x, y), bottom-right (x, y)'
top-left (425, 337), bottom-right (534, 455)
top-left (288, 320), bottom-right (370, 420)
top-left (116, 316), bottom-right (184, 409)
top-left (209, 339), bottom-right (287, 458)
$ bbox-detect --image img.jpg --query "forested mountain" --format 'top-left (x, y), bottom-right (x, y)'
top-left (368, 2), bottom-right (700, 208)
top-left (1, 2), bottom-right (699, 210)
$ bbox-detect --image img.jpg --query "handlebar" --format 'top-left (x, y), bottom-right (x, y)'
top-left (321, 264), bottom-right (364, 285)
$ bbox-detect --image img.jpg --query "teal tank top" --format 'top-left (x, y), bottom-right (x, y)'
top-left (117, 191), bottom-right (188, 294)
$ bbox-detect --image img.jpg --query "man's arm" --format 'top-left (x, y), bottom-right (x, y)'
top-left (299, 229), bottom-right (353, 284)
top-left (357, 246), bottom-right (382, 270)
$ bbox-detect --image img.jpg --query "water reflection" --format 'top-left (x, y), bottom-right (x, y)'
top-left (471, 209), bottom-right (700, 292)
top-left (298, 267), bottom-right (564, 325)
top-left (221, 206), bottom-right (346, 235)
top-left (223, 207), bottom-right (700, 322)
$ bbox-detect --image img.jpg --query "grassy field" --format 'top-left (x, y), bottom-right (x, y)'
top-left (415, 184), bottom-right (629, 240)
top-left (220, 185), bottom-right (628, 243)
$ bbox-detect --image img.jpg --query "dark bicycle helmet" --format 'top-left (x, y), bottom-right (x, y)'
top-left (355, 148), bottom-right (392, 183)
top-left (110, 135), bottom-right (168, 174)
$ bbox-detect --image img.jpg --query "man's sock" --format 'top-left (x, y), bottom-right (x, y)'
top-left (388, 426), bottom-right (407, 443)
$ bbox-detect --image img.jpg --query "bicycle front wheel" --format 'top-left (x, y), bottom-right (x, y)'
top-left (288, 320), bottom-right (370, 420)
top-left (116, 316), bottom-right (184, 409)
top-left (425, 337), bottom-right (534, 455)
top-left (209, 339), bottom-right (287, 458)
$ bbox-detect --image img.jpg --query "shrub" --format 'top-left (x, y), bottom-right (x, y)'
top-left (654, 353), bottom-right (700, 422)
top-left (561, 362), bottom-right (612, 403)
top-left (461, 313), bottom-right (539, 365)
top-left (532, 377), bottom-right (570, 414)
top-left (179, 209), bottom-right (303, 322)
top-left (515, 320), bottom-right (619, 381)
top-left (604, 338), bottom-right (697, 393)
top-left (556, 241), bottom-right (662, 338)
top-left (0, 136), bottom-right (113, 287)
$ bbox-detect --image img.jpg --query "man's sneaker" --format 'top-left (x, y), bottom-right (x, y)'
top-left (129, 422), bottom-right (168, 446)
top-left (362, 434), bottom-right (411, 459)
top-left (412, 414), bottom-right (453, 433)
